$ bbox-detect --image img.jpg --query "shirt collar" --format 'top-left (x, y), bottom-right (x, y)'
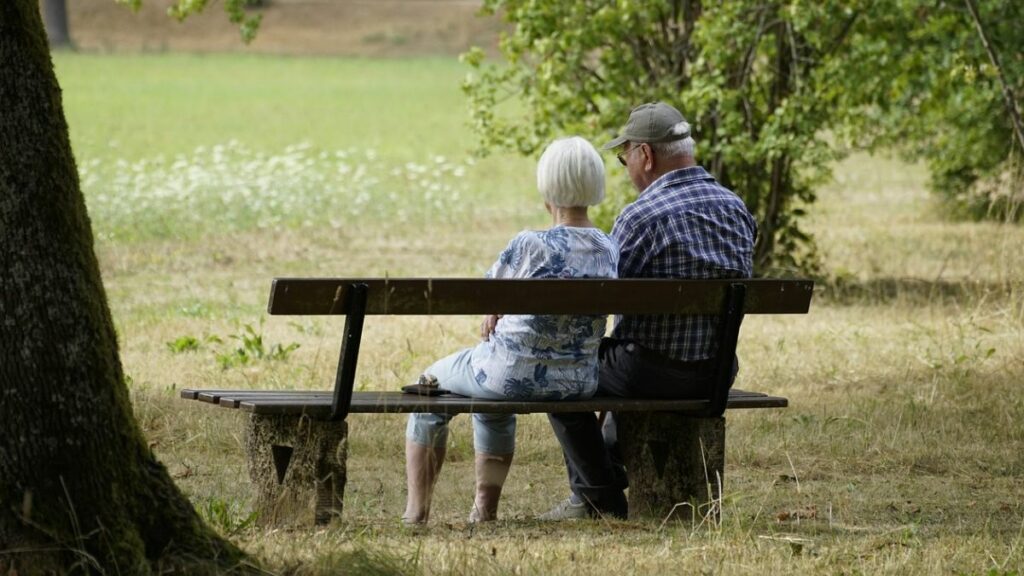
top-left (641, 166), bottom-right (713, 198)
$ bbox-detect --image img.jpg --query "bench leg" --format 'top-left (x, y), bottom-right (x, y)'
top-left (616, 413), bottom-right (725, 522)
top-left (245, 414), bottom-right (348, 526)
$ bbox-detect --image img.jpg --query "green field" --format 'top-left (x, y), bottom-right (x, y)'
top-left (56, 53), bottom-right (1024, 575)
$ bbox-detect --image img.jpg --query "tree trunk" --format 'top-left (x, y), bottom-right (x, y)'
top-left (40, 0), bottom-right (71, 49)
top-left (753, 19), bottom-right (796, 271)
top-left (0, 2), bottom-right (248, 573)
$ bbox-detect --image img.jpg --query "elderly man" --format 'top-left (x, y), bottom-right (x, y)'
top-left (541, 102), bottom-right (757, 520)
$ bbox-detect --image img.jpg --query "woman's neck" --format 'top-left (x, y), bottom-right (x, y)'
top-left (550, 206), bottom-right (593, 228)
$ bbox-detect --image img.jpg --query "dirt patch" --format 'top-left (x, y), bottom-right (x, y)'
top-left (68, 0), bottom-right (505, 56)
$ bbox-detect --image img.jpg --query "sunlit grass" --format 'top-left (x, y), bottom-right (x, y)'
top-left (55, 53), bottom-right (486, 159)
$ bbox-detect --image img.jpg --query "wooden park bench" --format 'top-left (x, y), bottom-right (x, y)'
top-left (181, 277), bottom-right (814, 525)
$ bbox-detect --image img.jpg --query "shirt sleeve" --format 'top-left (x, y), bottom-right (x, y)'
top-left (486, 232), bottom-right (531, 279)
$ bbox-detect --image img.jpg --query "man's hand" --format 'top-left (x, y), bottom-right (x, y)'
top-left (480, 314), bottom-right (502, 341)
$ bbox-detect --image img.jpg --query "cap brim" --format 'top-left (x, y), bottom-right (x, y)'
top-left (601, 135), bottom-right (629, 150)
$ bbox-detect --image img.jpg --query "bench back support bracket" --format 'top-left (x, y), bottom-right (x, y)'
top-left (330, 283), bottom-right (368, 421)
top-left (707, 283), bottom-right (746, 417)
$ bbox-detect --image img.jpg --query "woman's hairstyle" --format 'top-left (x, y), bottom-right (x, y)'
top-left (536, 136), bottom-right (606, 207)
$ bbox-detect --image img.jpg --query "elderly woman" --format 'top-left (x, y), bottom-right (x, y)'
top-left (403, 137), bottom-right (618, 524)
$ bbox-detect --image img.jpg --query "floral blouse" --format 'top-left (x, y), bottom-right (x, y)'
top-left (469, 225), bottom-right (618, 400)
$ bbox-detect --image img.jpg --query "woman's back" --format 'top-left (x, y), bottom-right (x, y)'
top-left (471, 226), bottom-right (618, 400)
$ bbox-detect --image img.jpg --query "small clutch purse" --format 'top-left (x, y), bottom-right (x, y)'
top-left (401, 373), bottom-right (450, 396)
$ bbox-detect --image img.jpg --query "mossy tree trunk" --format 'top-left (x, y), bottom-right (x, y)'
top-left (0, 2), bottom-right (248, 573)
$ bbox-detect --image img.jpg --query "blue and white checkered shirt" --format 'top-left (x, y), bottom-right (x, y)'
top-left (610, 166), bottom-right (756, 362)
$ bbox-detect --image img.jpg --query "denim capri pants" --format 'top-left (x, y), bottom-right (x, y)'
top-left (405, 347), bottom-right (516, 455)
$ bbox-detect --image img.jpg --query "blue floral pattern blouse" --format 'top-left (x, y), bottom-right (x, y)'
top-left (469, 226), bottom-right (618, 400)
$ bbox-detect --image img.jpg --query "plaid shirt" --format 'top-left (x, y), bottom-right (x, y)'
top-left (611, 166), bottom-right (756, 362)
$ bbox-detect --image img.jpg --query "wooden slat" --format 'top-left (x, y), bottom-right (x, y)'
top-left (181, 388), bottom-right (787, 417)
top-left (267, 278), bottom-right (814, 316)
top-left (180, 390), bottom-right (326, 408)
top-left (182, 389), bottom-right (324, 400)
top-left (219, 393), bottom-right (330, 409)
top-left (181, 389), bottom-right (239, 400)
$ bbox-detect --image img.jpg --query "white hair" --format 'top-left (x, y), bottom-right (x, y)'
top-left (650, 136), bottom-right (696, 159)
top-left (536, 136), bottom-right (606, 207)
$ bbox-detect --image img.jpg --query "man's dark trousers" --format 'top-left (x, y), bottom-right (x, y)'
top-left (547, 338), bottom-right (728, 516)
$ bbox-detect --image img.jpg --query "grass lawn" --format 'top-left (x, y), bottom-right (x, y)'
top-left (55, 52), bottom-right (1024, 575)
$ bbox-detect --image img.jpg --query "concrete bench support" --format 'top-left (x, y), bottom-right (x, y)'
top-left (245, 414), bottom-right (348, 525)
top-left (617, 413), bottom-right (725, 522)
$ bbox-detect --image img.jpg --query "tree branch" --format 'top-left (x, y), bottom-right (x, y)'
top-left (820, 11), bottom-right (861, 60)
top-left (964, 0), bottom-right (1024, 153)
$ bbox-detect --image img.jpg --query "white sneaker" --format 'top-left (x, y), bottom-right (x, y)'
top-left (536, 497), bottom-right (590, 521)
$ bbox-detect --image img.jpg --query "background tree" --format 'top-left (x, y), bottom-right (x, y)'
top-left (40, 0), bottom-right (71, 48)
top-left (119, 0), bottom-right (264, 43)
top-left (463, 0), bottom-right (873, 274)
top-left (847, 0), bottom-right (1023, 220)
top-left (0, 1), bottom-right (251, 572)
top-left (463, 0), bottom-right (1024, 274)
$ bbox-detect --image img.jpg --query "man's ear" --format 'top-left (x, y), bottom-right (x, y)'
top-left (643, 144), bottom-right (655, 172)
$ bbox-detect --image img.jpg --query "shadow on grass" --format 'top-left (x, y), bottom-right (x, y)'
top-left (816, 277), bottom-right (1020, 306)
top-left (282, 547), bottom-right (421, 576)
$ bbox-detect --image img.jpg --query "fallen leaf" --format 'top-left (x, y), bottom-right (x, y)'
top-left (776, 505), bottom-right (817, 522)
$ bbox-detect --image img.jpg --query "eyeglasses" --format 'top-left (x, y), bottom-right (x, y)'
top-left (616, 143), bottom-right (644, 166)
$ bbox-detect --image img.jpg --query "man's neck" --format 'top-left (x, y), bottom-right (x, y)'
top-left (660, 155), bottom-right (696, 174)
top-left (642, 157), bottom-right (698, 193)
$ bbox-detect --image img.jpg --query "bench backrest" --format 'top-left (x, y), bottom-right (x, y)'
top-left (267, 278), bottom-right (814, 421)
top-left (268, 278), bottom-right (813, 315)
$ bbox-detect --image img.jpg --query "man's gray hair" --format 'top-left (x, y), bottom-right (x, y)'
top-left (650, 136), bottom-right (696, 159)
top-left (537, 136), bottom-right (606, 207)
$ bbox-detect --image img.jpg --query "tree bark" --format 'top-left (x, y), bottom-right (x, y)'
top-left (0, 2), bottom-right (248, 573)
top-left (753, 19), bottom-right (796, 271)
top-left (40, 0), bottom-right (72, 49)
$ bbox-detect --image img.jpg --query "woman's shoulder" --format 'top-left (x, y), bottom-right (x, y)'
top-left (568, 226), bottom-right (618, 251)
top-left (508, 226), bottom-right (617, 257)
top-left (581, 226), bottom-right (616, 244)
top-left (504, 229), bottom-right (548, 252)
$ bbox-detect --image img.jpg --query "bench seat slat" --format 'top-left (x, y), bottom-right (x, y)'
top-left (268, 278), bottom-right (814, 316)
top-left (194, 391), bottom-right (328, 405)
top-left (180, 388), bottom-right (787, 417)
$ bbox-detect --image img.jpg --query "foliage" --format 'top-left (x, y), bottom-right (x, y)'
top-left (198, 497), bottom-right (259, 536)
top-left (841, 0), bottom-right (1024, 221)
top-left (167, 335), bottom-right (202, 354)
top-left (116, 0), bottom-right (262, 43)
top-left (216, 322), bottom-right (300, 369)
top-left (463, 0), bottom-right (874, 274)
top-left (463, 0), bottom-right (1024, 274)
